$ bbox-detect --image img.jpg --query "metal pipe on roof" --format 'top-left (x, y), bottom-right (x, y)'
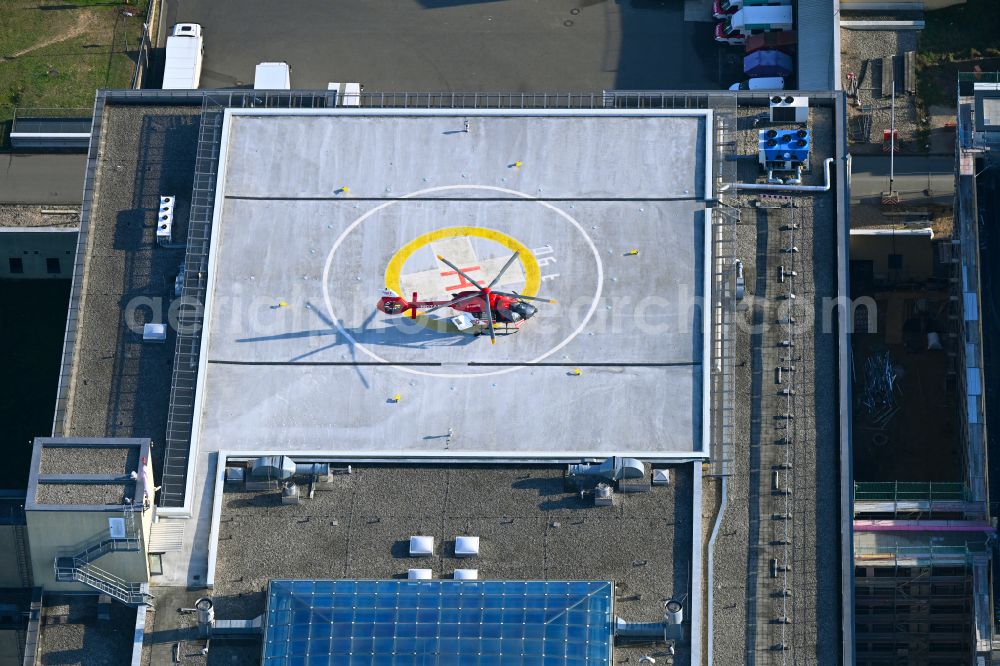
top-left (726, 158), bottom-right (835, 193)
top-left (706, 476), bottom-right (727, 665)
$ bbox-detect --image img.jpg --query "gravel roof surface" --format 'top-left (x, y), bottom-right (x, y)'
top-left (0, 205), bottom-right (80, 228)
top-left (57, 104), bottom-right (201, 486)
top-left (37, 595), bottom-right (135, 666)
top-left (709, 104), bottom-right (842, 664)
top-left (208, 463), bottom-right (693, 665)
top-left (35, 482), bottom-right (134, 506)
top-left (39, 446), bottom-right (138, 477)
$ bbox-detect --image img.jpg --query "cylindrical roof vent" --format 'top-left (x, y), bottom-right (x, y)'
top-left (195, 597), bottom-right (215, 636)
top-left (664, 599), bottom-right (683, 625)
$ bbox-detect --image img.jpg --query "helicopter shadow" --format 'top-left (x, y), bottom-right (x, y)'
top-left (234, 302), bottom-right (479, 388)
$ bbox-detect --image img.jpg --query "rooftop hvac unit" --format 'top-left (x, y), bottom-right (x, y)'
top-left (453, 569), bottom-right (478, 580)
top-left (769, 95), bottom-right (808, 123)
top-left (758, 128), bottom-right (811, 176)
top-left (407, 568), bottom-right (433, 580)
top-left (157, 195), bottom-right (174, 245)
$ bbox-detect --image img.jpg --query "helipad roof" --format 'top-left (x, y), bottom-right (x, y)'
top-left (192, 109), bottom-right (712, 461)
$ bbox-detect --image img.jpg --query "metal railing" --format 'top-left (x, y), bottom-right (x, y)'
top-left (157, 89), bottom-right (739, 507)
top-left (854, 481), bottom-right (968, 503)
top-left (54, 558), bottom-right (151, 606)
top-left (855, 543), bottom-right (987, 563)
top-left (959, 72), bottom-right (1000, 85)
top-left (10, 107), bottom-right (92, 135)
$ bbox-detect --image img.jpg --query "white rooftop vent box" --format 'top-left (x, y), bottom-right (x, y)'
top-left (143, 323), bottom-right (167, 343)
top-left (454, 536), bottom-right (480, 558)
top-left (454, 569), bottom-right (478, 580)
top-left (327, 82), bottom-right (361, 107)
top-left (408, 568), bottom-right (433, 580)
top-left (409, 536), bottom-right (435, 557)
top-left (769, 95), bottom-right (808, 123)
top-left (652, 469), bottom-right (671, 486)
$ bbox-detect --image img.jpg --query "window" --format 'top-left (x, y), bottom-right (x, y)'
top-left (8, 258), bottom-right (23, 274)
top-left (46, 258), bottom-right (61, 274)
top-left (888, 254), bottom-right (903, 270)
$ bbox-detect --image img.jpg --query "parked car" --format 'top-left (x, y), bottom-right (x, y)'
top-left (745, 29), bottom-right (797, 54)
top-left (728, 76), bottom-right (786, 91)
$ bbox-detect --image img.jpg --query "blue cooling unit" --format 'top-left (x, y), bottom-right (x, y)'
top-left (757, 129), bottom-right (811, 172)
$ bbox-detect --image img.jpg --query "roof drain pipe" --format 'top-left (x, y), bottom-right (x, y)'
top-left (720, 157), bottom-right (834, 193)
top-left (706, 476), bottom-right (727, 665)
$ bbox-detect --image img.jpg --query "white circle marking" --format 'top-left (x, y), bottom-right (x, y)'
top-left (321, 184), bottom-right (604, 378)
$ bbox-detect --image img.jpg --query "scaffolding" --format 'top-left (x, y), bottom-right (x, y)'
top-left (855, 552), bottom-right (978, 665)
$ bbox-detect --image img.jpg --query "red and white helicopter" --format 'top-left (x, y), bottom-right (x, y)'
top-left (376, 252), bottom-right (555, 344)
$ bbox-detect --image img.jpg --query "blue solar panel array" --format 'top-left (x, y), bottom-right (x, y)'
top-left (262, 579), bottom-right (614, 666)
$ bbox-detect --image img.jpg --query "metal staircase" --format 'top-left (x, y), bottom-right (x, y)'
top-left (52, 507), bottom-right (153, 606)
top-left (54, 558), bottom-right (152, 606)
top-left (12, 523), bottom-right (33, 588)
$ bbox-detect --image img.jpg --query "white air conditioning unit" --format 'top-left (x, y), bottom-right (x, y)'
top-left (157, 195), bottom-right (175, 245)
top-left (769, 96), bottom-right (808, 124)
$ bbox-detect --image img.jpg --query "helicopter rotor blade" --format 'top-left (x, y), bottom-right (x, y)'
top-left (423, 292), bottom-right (480, 315)
top-left (483, 295), bottom-right (496, 345)
top-left (486, 251), bottom-right (520, 290)
top-left (493, 290), bottom-right (557, 304)
top-left (436, 255), bottom-right (485, 293)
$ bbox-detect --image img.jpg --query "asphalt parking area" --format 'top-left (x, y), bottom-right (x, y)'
top-left (158, 0), bottom-right (744, 91)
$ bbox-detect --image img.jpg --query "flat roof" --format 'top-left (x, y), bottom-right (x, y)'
top-left (193, 109), bottom-right (712, 465)
top-left (204, 462), bottom-right (693, 664)
top-left (27, 438), bottom-right (150, 510)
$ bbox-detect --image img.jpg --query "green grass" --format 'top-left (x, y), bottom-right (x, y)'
top-left (0, 0), bottom-right (149, 144)
top-left (916, 0), bottom-right (1000, 109)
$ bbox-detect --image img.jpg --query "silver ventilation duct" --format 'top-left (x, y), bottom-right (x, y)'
top-left (251, 456), bottom-right (330, 481)
top-left (567, 456), bottom-right (646, 482)
top-left (195, 597), bottom-right (263, 638)
top-left (615, 599), bottom-right (685, 644)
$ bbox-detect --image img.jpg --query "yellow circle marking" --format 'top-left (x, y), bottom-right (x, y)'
top-left (385, 226), bottom-right (541, 333)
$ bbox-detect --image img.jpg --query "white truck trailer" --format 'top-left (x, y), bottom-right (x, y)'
top-left (162, 23), bottom-right (204, 90)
